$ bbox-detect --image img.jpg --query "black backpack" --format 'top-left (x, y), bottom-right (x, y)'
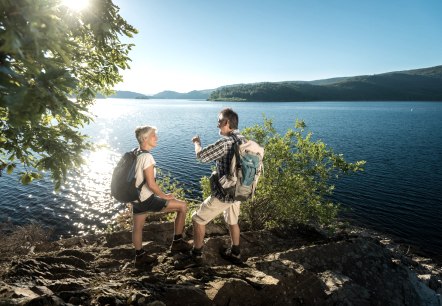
top-left (111, 148), bottom-right (148, 203)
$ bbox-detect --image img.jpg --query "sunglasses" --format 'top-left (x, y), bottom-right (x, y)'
top-left (217, 118), bottom-right (227, 127)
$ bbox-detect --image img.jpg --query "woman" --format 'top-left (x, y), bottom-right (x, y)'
top-left (132, 125), bottom-right (191, 268)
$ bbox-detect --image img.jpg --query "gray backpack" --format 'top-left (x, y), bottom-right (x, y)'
top-left (219, 137), bottom-right (264, 201)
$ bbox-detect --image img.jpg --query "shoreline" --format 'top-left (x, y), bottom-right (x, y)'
top-left (338, 220), bottom-right (442, 267)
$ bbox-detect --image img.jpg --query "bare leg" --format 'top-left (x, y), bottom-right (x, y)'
top-left (229, 223), bottom-right (240, 246)
top-left (193, 220), bottom-right (206, 249)
top-left (133, 213), bottom-right (148, 250)
top-left (161, 199), bottom-right (187, 236)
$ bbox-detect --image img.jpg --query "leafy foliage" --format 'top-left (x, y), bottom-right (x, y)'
top-left (0, 0), bottom-right (137, 188)
top-left (202, 118), bottom-right (366, 229)
top-left (208, 66), bottom-right (442, 102)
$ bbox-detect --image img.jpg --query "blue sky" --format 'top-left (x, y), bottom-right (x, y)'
top-left (112, 0), bottom-right (442, 95)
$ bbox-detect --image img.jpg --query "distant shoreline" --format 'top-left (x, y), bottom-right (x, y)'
top-left (101, 97), bottom-right (442, 103)
top-left (111, 64), bottom-right (442, 102)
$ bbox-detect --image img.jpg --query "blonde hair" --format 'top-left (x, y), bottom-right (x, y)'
top-left (135, 125), bottom-right (157, 145)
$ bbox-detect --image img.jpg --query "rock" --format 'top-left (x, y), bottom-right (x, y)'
top-left (206, 278), bottom-right (259, 305)
top-left (0, 222), bottom-right (440, 305)
top-left (47, 280), bottom-right (88, 293)
top-left (103, 231), bottom-right (132, 248)
top-left (57, 249), bottom-right (95, 262)
top-left (24, 295), bottom-right (65, 306)
top-left (29, 286), bottom-right (54, 297)
top-left (146, 301), bottom-right (166, 306)
top-left (429, 275), bottom-right (441, 291)
top-left (418, 274), bottom-right (432, 285)
top-left (155, 285), bottom-right (212, 306)
top-left (204, 223), bottom-right (229, 236)
top-left (318, 270), bottom-right (351, 295)
top-left (36, 256), bottom-right (88, 269)
top-left (96, 295), bottom-right (125, 305)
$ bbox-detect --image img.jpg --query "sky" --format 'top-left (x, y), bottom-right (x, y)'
top-left (111, 0), bottom-right (442, 95)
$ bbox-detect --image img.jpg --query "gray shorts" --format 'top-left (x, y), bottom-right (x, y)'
top-left (132, 195), bottom-right (168, 215)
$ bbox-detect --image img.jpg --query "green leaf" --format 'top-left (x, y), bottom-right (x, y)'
top-left (21, 173), bottom-right (32, 185)
top-left (6, 164), bottom-right (16, 174)
top-left (1, 0), bottom-right (136, 189)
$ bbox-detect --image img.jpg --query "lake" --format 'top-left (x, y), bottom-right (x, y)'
top-left (1, 99), bottom-right (441, 261)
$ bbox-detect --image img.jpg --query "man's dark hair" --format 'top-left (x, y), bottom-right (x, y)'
top-left (220, 108), bottom-right (239, 129)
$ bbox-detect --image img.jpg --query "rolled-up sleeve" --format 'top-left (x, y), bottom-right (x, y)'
top-left (196, 139), bottom-right (227, 163)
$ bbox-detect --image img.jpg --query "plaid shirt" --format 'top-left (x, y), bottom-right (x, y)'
top-left (197, 131), bottom-right (245, 202)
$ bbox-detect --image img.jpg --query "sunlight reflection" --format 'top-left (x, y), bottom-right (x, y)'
top-left (62, 0), bottom-right (89, 12)
top-left (57, 143), bottom-right (124, 235)
top-left (83, 148), bottom-right (113, 178)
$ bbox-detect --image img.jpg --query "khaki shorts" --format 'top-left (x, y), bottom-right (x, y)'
top-left (192, 196), bottom-right (241, 225)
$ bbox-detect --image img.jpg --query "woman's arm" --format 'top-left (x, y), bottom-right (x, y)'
top-left (144, 165), bottom-right (174, 200)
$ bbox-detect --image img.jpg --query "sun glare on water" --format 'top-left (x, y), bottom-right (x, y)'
top-left (62, 0), bottom-right (90, 11)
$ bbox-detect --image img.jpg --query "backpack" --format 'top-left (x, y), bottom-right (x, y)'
top-left (111, 148), bottom-right (148, 203)
top-left (219, 136), bottom-right (264, 201)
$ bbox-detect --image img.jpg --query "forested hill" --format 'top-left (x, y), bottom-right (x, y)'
top-left (151, 89), bottom-right (213, 99)
top-left (208, 65), bottom-right (442, 102)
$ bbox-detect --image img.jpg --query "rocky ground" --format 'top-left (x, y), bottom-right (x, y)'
top-left (0, 221), bottom-right (441, 305)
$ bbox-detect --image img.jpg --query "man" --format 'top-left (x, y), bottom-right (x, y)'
top-left (177, 108), bottom-right (246, 268)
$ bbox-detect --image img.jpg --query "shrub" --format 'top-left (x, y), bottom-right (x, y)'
top-left (0, 222), bottom-right (51, 257)
top-left (201, 117), bottom-right (365, 230)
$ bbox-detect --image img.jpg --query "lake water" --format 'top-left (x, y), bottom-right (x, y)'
top-left (1, 99), bottom-right (441, 261)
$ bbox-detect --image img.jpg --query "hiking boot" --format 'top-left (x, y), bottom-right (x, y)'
top-left (173, 252), bottom-right (203, 270)
top-left (220, 247), bottom-right (242, 265)
top-left (134, 250), bottom-right (156, 268)
top-left (170, 238), bottom-right (192, 254)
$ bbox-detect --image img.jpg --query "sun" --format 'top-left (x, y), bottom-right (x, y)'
top-left (62, 0), bottom-right (90, 11)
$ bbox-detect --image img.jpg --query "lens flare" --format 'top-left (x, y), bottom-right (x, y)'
top-left (62, 0), bottom-right (90, 12)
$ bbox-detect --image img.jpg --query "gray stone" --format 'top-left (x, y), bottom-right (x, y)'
top-left (1, 224), bottom-right (440, 306)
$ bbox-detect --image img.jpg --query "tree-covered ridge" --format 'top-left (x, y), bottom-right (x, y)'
top-left (99, 89), bottom-right (214, 99)
top-left (150, 89), bottom-right (214, 99)
top-left (209, 65), bottom-right (442, 102)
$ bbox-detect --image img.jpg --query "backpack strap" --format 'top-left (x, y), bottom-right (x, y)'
top-left (133, 148), bottom-right (150, 190)
top-left (134, 148), bottom-right (150, 156)
top-left (250, 162), bottom-right (264, 200)
top-left (230, 134), bottom-right (242, 172)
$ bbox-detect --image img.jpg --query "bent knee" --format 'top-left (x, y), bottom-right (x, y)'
top-left (169, 199), bottom-right (187, 212)
top-left (179, 202), bottom-right (187, 213)
top-left (192, 212), bottom-right (208, 225)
